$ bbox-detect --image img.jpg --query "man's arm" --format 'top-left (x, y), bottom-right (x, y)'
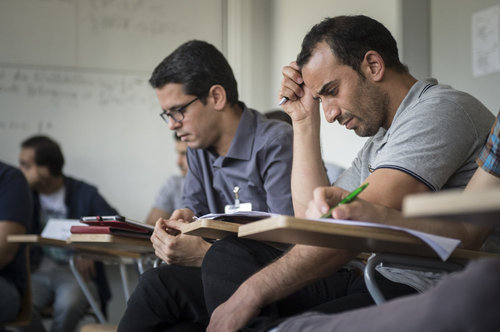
top-left (207, 244), bottom-right (356, 332)
top-left (280, 63), bottom-right (330, 217)
top-left (465, 167), bottom-right (500, 191)
top-left (0, 221), bottom-right (26, 269)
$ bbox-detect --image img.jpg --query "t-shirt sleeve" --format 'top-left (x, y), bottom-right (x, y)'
top-left (153, 176), bottom-right (182, 212)
top-left (0, 166), bottom-right (32, 226)
top-left (372, 99), bottom-right (484, 191)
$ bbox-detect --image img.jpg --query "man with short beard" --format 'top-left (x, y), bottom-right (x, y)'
top-left (204, 15), bottom-right (495, 332)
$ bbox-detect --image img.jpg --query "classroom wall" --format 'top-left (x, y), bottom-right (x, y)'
top-left (1, 0), bottom-right (497, 222)
top-left (0, 0), bottom-right (225, 220)
top-left (431, 0), bottom-right (500, 114)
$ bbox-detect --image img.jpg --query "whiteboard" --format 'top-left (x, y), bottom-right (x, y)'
top-left (0, 0), bottom-right (225, 220)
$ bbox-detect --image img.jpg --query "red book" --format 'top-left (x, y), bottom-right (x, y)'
top-left (70, 225), bottom-right (151, 240)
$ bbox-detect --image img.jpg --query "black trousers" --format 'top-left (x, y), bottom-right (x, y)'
top-left (117, 265), bottom-right (208, 332)
top-left (118, 236), bottom-right (415, 331)
top-left (202, 237), bottom-right (416, 330)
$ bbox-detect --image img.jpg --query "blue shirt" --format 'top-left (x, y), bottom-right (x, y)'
top-left (0, 161), bottom-right (32, 294)
top-left (183, 104), bottom-right (294, 216)
top-left (477, 110), bottom-right (500, 177)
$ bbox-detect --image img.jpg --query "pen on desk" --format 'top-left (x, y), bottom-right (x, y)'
top-left (278, 96), bottom-right (288, 106)
top-left (321, 182), bottom-right (369, 218)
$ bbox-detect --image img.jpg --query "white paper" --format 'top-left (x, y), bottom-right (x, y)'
top-left (41, 218), bottom-right (87, 241)
top-left (472, 5), bottom-right (500, 77)
top-left (315, 218), bottom-right (461, 261)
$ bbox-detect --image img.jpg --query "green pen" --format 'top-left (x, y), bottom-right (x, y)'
top-left (321, 183), bottom-right (369, 218)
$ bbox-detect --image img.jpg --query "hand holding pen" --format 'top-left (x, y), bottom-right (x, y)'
top-left (278, 62), bottom-right (319, 123)
top-left (320, 183), bottom-right (369, 218)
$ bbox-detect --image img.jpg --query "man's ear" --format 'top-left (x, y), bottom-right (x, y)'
top-left (362, 50), bottom-right (385, 82)
top-left (208, 85), bottom-right (227, 111)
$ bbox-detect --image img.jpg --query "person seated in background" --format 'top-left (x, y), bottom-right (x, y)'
top-left (264, 109), bottom-right (345, 183)
top-left (273, 109), bottom-right (500, 332)
top-left (145, 134), bottom-right (188, 225)
top-left (204, 15), bottom-right (494, 332)
top-left (17, 135), bottom-right (118, 332)
top-left (0, 161), bottom-right (32, 324)
top-left (117, 40), bottom-right (294, 332)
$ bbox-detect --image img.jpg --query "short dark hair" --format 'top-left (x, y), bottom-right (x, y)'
top-left (297, 15), bottom-right (408, 76)
top-left (21, 135), bottom-right (64, 176)
top-left (149, 40), bottom-right (239, 106)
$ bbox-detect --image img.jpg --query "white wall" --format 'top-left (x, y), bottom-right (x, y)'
top-left (431, 0), bottom-right (500, 114)
top-left (0, 0), bottom-right (224, 220)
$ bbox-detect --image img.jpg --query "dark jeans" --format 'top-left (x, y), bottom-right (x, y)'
top-left (118, 236), bottom-right (415, 332)
top-left (117, 265), bottom-right (207, 332)
top-left (202, 237), bottom-right (416, 331)
top-left (275, 258), bottom-right (500, 332)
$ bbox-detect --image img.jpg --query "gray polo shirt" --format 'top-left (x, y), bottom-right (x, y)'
top-left (153, 175), bottom-right (184, 213)
top-left (183, 104), bottom-right (294, 217)
top-left (335, 78), bottom-right (494, 192)
top-left (335, 79), bottom-right (494, 292)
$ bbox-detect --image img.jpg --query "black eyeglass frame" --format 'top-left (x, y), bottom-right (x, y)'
top-left (159, 97), bottom-right (199, 124)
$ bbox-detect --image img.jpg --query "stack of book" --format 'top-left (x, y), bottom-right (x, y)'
top-left (71, 215), bottom-right (154, 240)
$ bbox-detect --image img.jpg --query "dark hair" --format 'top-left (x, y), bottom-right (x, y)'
top-left (149, 40), bottom-right (239, 106)
top-left (21, 135), bottom-right (64, 176)
top-left (173, 132), bottom-right (181, 141)
top-left (297, 15), bottom-right (408, 76)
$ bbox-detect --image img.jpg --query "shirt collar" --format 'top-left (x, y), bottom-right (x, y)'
top-left (221, 102), bottom-right (256, 161)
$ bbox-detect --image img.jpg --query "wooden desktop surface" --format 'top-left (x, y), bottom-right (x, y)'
top-left (182, 219), bottom-right (241, 239)
top-left (8, 234), bottom-right (153, 258)
top-left (238, 216), bottom-right (500, 260)
top-left (403, 187), bottom-right (500, 225)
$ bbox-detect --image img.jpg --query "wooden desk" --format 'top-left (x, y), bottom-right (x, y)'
top-left (238, 216), bottom-right (500, 260)
top-left (182, 219), bottom-right (240, 239)
top-left (68, 234), bottom-right (153, 255)
top-left (8, 234), bottom-right (154, 323)
top-left (402, 187), bottom-right (500, 225)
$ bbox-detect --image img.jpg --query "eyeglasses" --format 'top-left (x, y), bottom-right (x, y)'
top-left (159, 97), bottom-right (199, 124)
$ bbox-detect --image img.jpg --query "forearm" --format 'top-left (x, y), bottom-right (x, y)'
top-left (291, 116), bottom-right (330, 217)
top-left (235, 245), bottom-right (357, 308)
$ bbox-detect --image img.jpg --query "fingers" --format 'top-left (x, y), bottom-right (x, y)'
top-left (312, 186), bottom-right (348, 215)
top-left (279, 62), bottom-right (304, 102)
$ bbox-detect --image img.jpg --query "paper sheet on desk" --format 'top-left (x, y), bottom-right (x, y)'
top-left (315, 218), bottom-right (461, 261)
top-left (41, 218), bottom-right (87, 241)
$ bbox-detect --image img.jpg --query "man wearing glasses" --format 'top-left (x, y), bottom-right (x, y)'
top-left (117, 40), bottom-right (294, 331)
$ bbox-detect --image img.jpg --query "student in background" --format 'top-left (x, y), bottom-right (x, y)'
top-left (145, 134), bottom-right (188, 225)
top-left (204, 15), bottom-right (494, 332)
top-left (273, 110), bottom-right (500, 332)
top-left (117, 40), bottom-right (294, 332)
top-left (18, 135), bottom-right (117, 332)
top-left (0, 161), bottom-right (32, 324)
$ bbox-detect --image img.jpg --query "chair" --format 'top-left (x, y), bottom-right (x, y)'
top-left (363, 252), bottom-right (465, 305)
top-left (1, 247), bottom-right (32, 328)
